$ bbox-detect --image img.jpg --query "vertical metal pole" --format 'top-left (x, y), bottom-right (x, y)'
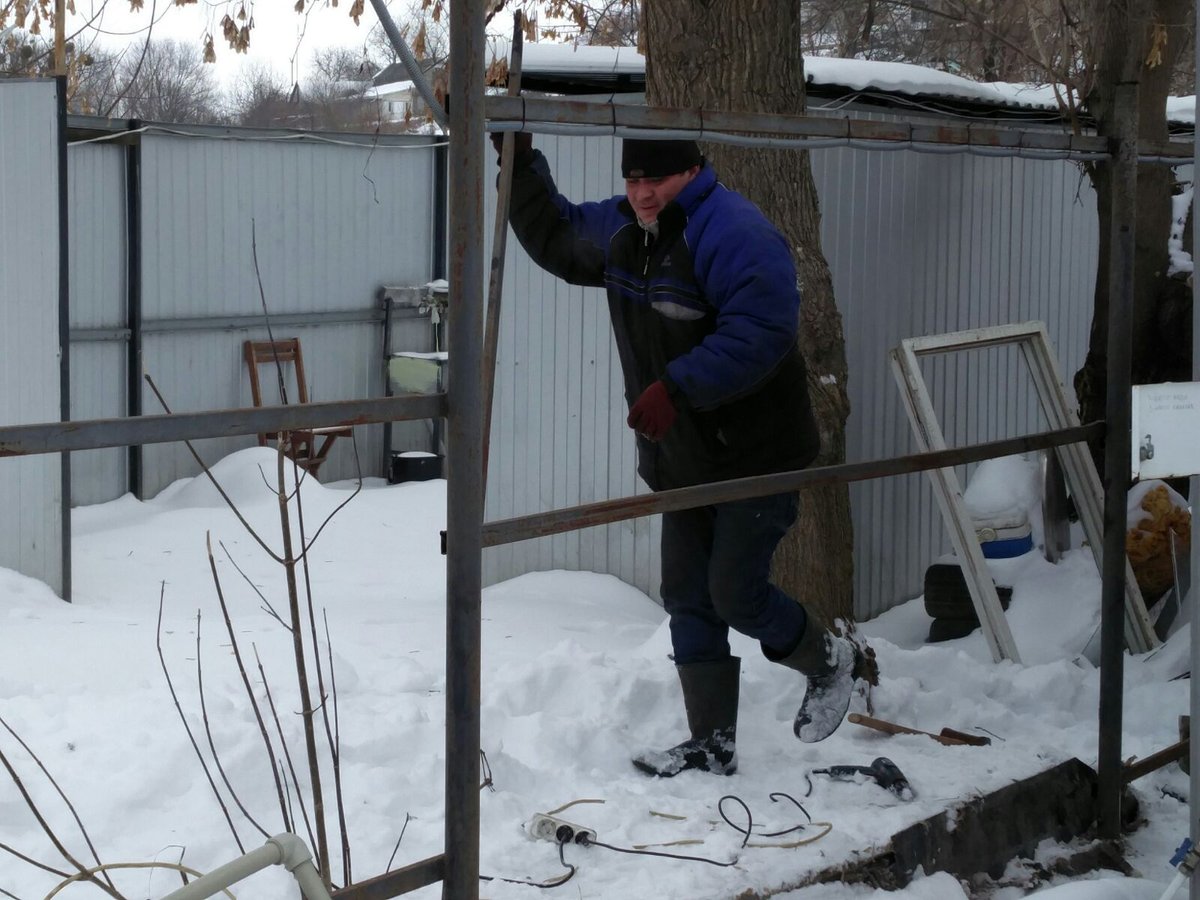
top-left (125, 127), bottom-right (144, 499)
top-left (1189, 3), bottom-right (1200, 891)
top-left (443, 0), bottom-right (484, 897)
top-left (56, 75), bottom-right (71, 602)
top-left (1097, 80), bottom-right (1138, 839)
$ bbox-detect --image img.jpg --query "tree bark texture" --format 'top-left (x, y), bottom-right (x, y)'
top-left (1074, 0), bottom-right (1193, 473)
top-left (642, 0), bottom-right (855, 628)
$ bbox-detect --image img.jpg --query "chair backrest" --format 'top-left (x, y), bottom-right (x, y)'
top-left (243, 338), bottom-right (311, 407)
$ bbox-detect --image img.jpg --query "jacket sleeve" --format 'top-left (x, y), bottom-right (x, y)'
top-left (506, 150), bottom-right (622, 288)
top-left (664, 215), bottom-right (801, 411)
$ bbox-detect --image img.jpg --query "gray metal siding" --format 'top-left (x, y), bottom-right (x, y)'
top-left (483, 117), bottom-right (1100, 618)
top-left (67, 143), bottom-right (127, 503)
top-left (809, 110), bottom-right (1098, 617)
top-left (0, 80), bottom-right (63, 596)
top-left (132, 133), bottom-right (437, 495)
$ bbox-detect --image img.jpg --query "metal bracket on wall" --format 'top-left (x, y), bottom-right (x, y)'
top-left (890, 321), bottom-right (1158, 664)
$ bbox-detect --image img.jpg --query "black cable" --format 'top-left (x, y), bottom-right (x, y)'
top-left (481, 835), bottom-right (577, 889)
top-left (577, 834), bottom-right (738, 868)
top-left (718, 793), bottom-right (814, 847)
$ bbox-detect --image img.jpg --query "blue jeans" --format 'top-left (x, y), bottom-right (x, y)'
top-left (660, 492), bottom-right (808, 665)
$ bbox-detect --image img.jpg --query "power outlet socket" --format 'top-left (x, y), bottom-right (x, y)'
top-left (526, 813), bottom-right (597, 845)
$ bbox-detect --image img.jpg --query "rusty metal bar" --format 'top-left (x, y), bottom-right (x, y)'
top-left (482, 423), bottom-right (1105, 548)
top-left (485, 95), bottom-right (1192, 162)
top-left (0, 394), bottom-right (446, 457)
top-left (1098, 79), bottom-right (1139, 840)
top-left (443, 0), bottom-right (486, 893)
top-left (482, 12), bottom-right (524, 493)
top-left (330, 855), bottom-right (445, 900)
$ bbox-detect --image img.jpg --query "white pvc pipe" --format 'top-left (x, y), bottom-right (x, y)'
top-left (1161, 868), bottom-right (1189, 900)
top-left (160, 835), bottom-right (333, 900)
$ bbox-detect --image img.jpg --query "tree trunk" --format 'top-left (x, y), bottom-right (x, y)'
top-left (642, 0), bottom-right (855, 629)
top-left (1074, 0), bottom-right (1192, 472)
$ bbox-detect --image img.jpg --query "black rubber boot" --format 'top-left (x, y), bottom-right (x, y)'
top-left (632, 657), bottom-right (740, 777)
top-left (768, 625), bottom-right (861, 743)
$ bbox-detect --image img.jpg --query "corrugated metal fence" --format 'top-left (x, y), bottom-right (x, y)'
top-left (5, 77), bottom-right (1109, 617)
top-left (0, 79), bottom-right (65, 596)
top-left (67, 128), bottom-right (442, 502)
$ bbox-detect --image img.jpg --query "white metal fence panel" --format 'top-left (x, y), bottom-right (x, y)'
top-left (132, 133), bottom-right (439, 496)
top-left (68, 142), bottom-right (127, 504)
top-left (809, 111), bottom-right (1099, 618)
top-left (0, 79), bottom-right (63, 596)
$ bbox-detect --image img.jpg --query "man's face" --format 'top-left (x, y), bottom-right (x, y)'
top-left (625, 166), bottom-right (700, 225)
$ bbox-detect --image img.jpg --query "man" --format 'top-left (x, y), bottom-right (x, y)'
top-left (496, 133), bottom-right (863, 776)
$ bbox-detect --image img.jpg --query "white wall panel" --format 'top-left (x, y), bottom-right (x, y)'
top-left (67, 142), bottom-right (127, 503)
top-left (130, 133), bottom-right (436, 496)
top-left (0, 80), bottom-right (63, 596)
top-left (809, 109), bottom-right (1099, 618)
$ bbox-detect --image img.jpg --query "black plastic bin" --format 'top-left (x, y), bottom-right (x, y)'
top-left (389, 452), bottom-right (444, 484)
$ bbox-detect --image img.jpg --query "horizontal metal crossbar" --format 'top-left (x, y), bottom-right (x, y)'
top-left (330, 855), bottom-right (446, 900)
top-left (484, 95), bottom-right (1192, 162)
top-left (481, 422), bottom-right (1104, 547)
top-left (0, 393), bottom-right (446, 456)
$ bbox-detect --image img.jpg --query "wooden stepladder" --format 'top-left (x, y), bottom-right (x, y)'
top-left (890, 321), bottom-right (1158, 664)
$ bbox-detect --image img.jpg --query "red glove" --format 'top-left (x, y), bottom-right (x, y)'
top-left (627, 381), bottom-right (678, 441)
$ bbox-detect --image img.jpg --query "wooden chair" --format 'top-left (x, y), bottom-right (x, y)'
top-left (243, 338), bottom-right (352, 478)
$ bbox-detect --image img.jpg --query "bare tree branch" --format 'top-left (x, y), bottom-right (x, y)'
top-left (155, 586), bottom-right (245, 854)
top-left (194, 588), bottom-right (273, 841)
top-left (0, 715), bottom-right (116, 891)
top-left (142, 373), bottom-right (285, 565)
top-left (255, 647), bottom-right (319, 858)
top-left (209, 533), bottom-right (294, 833)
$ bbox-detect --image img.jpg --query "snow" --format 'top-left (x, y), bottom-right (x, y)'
top-left (0, 447), bottom-right (1193, 899)
top-left (501, 43), bottom-right (1195, 125)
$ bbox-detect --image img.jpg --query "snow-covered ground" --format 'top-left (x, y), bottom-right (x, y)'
top-left (0, 447), bottom-right (1191, 899)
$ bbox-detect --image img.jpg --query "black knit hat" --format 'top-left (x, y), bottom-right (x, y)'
top-left (621, 139), bottom-right (702, 178)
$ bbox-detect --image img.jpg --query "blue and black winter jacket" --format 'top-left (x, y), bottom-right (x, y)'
top-left (507, 150), bottom-right (819, 490)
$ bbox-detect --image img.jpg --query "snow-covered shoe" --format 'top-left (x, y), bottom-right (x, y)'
top-left (767, 626), bottom-right (861, 743)
top-left (632, 657), bottom-right (739, 777)
top-left (793, 635), bottom-right (858, 742)
top-left (631, 729), bottom-right (737, 777)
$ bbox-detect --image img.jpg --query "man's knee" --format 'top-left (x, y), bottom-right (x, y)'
top-left (709, 572), bottom-right (770, 625)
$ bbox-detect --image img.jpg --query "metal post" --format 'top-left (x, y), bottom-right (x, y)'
top-left (1098, 78), bottom-right (1139, 839)
top-left (56, 75), bottom-right (71, 602)
top-left (443, 0), bottom-right (485, 896)
top-left (1190, 3), bottom-right (1199, 892)
top-left (125, 124), bottom-right (144, 498)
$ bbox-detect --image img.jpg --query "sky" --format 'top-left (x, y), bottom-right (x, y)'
top-left (65, 0), bottom-right (409, 90)
top-left (0, 447), bottom-right (1194, 899)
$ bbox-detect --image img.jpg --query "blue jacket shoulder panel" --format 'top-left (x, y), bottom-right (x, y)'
top-left (665, 176), bottom-right (801, 411)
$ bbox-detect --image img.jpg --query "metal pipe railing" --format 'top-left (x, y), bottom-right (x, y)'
top-left (161, 834), bottom-right (332, 900)
top-left (0, 393), bottom-right (445, 457)
top-left (481, 423), bottom-right (1104, 548)
top-left (484, 94), bottom-right (1193, 163)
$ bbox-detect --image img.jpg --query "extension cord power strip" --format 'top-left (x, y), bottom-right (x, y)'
top-left (526, 813), bottom-right (597, 845)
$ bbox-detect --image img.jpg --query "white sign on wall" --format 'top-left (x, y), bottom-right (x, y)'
top-left (1131, 382), bottom-right (1200, 480)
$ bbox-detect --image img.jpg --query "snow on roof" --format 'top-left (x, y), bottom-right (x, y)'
top-left (519, 42), bottom-right (644, 75)
top-left (500, 42), bottom-right (1196, 125)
